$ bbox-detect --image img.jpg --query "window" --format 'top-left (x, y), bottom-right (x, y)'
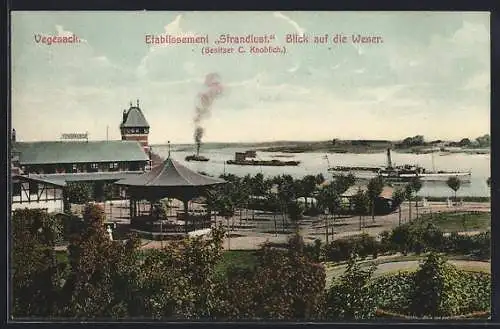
top-left (72, 164), bottom-right (77, 172)
top-left (91, 163), bottom-right (98, 169)
top-left (13, 183), bottom-right (21, 196)
top-left (144, 128), bottom-right (149, 134)
top-left (29, 182), bottom-right (38, 195)
top-left (109, 162), bottom-right (118, 170)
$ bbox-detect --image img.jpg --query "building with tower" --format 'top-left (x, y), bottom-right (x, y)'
top-left (11, 101), bottom-right (154, 212)
top-left (120, 99), bottom-right (151, 156)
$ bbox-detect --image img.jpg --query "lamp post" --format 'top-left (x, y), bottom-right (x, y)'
top-left (324, 208), bottom-right (329, 244)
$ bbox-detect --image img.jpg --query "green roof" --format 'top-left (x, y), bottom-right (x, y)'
top-left (16, 140), bottom-right (149, 165)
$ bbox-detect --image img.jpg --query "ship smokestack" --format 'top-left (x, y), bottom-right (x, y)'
top-left (387, 148), bottom-right (392, 168)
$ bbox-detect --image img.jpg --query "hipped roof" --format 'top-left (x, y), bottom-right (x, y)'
top-left (115, 157), bottom-right (226, 187)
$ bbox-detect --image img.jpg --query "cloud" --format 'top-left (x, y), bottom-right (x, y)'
top-left (55, 24), bottom-right (87, 43)
top-left (273, 12), bottom-right (305, 34)
top-left (360, 84), bottom-right (407, 102)
top-left (463, 72), bottom-right (490, 91)
top-left (451, 21), bottom-right (489, 45)
top-left (137, 14), bottom-right (204, 80)
top-left (287, 64), bottom-right (300, 73)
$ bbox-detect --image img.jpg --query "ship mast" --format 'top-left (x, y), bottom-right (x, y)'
top-left (386, 148), bottom-right (393, 169)
top-left (431, 151), bottom-right (436, 172)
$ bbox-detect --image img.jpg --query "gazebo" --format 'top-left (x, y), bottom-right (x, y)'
top-left (114, 157), bottom-right (226, 233)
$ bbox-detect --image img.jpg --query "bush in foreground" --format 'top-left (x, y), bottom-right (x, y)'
top-left (371, 253), bottom-right (491, 319)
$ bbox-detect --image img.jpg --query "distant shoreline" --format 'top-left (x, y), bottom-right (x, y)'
top-left (151, 140), bottom-right (490, 155)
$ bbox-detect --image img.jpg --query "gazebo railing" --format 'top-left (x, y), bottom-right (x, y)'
top-left (131, 214), bottom-right (212, 233)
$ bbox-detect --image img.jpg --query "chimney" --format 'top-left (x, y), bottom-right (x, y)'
top-left (122, 109), bottom-right (127, 123)
top-left (387, 148), bottom-right (392, 168)
top-left (11, 129), bottom-right (16, 143)
top-left (137, 99), bottom-right (140, 107)
top-left (196, 142), bottom-right (200, 157)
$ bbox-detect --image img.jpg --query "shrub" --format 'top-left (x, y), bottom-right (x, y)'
top-left (325, 256), bottom-right (377, 320)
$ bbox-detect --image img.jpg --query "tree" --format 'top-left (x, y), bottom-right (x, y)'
top-left (332, 173), bottom-right (356, 195)
top-left (446, 176), bottom-right (461, 203)
top-left (217, 237), bottom-right (325, 320)
top-left (352, 189), bottom-right (369, 230)
top-left (315, 173), bottom-right (326, 186)
top-left (265, 191), bottom-right (281, 235)
top-left (410, 177), bottom-right (423, 220)
top-left (367, 177), bottom-right (384, 222)
top-left (140, 227), bottom-right (225, 319)
top-left (410, 253), bottom-right (466, 318)
top-left (475, 134), bottom-right (490, 147)
top-left (392, 187), bottom-right (406, 226)
top-left (288, 201), bottom-right (305, 234)
top-left (215, 195), bottom-right (235, 249)
top-left (11, 209), bottom-right (64, 318)
top-left (458, 138), bottom-right (471, 147)
top-left (59, 204), bottom-right (142, 318)
top-left (276, 175), bottom-right (297, 231)
top-left (404, 184), bottom-right (414, 222)
top-left (300, 175), bottom-right (318, 209)
top-left (65, 182), bottom-right (93, 204)
top-left (317, 183), bottom-right (340, 242)
top-left (325, 255), bottom-right (377, 320)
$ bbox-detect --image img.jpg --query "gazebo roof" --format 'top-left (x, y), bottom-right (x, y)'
top-left (115, 157), bottom-right (225, 187)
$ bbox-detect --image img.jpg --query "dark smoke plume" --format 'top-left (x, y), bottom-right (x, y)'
top-left (193, 73), bottom-right (223, 152)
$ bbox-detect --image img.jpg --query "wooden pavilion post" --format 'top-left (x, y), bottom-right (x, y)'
top-left (183, 199), bottom-right (189, 233)
top-left (129, 193), bottom-right (134, 225)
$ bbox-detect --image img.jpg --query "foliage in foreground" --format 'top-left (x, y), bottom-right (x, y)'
top-left (11, 207), bottom-right (491, 321)
top-left (325, 256), bottom-right (377, 320)
top-left (371, 253), bottom-right (491, 318)
top-left (321, 214), bottom-right (490, 264)
top-left (216, 235), bottom-right (325, 320)
top-left (11, 207), bottom-right (327, 320)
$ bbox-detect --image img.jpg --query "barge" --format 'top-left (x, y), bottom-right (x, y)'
top-left (226, 159), bottom-right (300, 166)
top-left (227, 151), bottom-right (299, 166)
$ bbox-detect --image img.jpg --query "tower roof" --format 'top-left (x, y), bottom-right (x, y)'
top-left (120, 103), bottom-right (150, 129)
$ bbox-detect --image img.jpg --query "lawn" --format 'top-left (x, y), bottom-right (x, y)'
top-left (414, 211), bottom-right (490, 232)
top-left (54, 248), bottom-right (259, 276)
top-left (216, 249), bottom-right (258, 274)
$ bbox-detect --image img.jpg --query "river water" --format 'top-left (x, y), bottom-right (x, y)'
top-left (152, 145), bottom-right (491, 198)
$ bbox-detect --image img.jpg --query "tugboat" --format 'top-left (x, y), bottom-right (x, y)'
top-left (185, 143), bottom-right (210, 162)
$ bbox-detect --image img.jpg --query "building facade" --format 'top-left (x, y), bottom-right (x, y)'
top-left (11, 101), bottom-right (153, 212)
top-left (120, 100), bottom-right (151, 155)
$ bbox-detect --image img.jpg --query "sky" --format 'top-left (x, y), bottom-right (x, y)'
top-left (11, 11), bottom-right (490, 144)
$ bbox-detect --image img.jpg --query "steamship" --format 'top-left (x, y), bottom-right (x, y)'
top-left (329, 149), bottom-right (471, 182)
top-left (185, 143), bottom-right (209, 162)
